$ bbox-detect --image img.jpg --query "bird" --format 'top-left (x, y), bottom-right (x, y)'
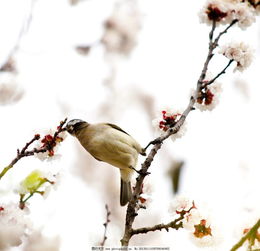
top-left (66, 119), bottom-right (146, 206)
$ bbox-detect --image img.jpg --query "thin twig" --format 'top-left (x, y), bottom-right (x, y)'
top-left (131, 214), bottom-right (184, 236)
top-left (212, 19), bottom-right (238, 49)
top-left (230, 219), bottom-right (260, 251)
top-left (0, 118), bottom-right (67, 180)
top-left (100, 204), bottom-right (111, 246)
top-left (203, 59), bottom-right (234, 87)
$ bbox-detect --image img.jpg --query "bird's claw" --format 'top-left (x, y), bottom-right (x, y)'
top-left (144, 138), bottom-right (162, 151)
top-left (130, 166), bottom-right (150, 176)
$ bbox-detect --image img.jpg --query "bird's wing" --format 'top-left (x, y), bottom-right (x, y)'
top-left (106, 123), bottom-right (130, 136)
top-left (106, 123), bottom-right (146, 156)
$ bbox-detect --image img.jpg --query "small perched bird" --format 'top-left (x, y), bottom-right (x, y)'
top-left (66, 119), bottom-right (146, 206)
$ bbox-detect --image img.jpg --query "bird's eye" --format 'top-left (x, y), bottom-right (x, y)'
top-left (67, 125), bottom-right (74, 133)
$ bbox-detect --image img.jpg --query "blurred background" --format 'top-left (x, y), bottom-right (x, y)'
top-left (0, 0), bottom-right (259, 250)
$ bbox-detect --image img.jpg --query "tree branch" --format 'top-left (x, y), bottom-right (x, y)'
top-left (100, 204), bottom-right (111, 246)
top-left (0, 118), bottom-right (67, 180)
top-left (202, 59), bottom-right (234, 88)
top-left (121, 18), bottom-right (238, 247)
top-left (131, 215), bottom-right (184, 236)
top-left (230, 219), bottom-right (260, 251)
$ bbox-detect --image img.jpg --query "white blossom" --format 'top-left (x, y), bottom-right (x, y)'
top-left (198, 0), bottom-right (234, 26)
top-left (137, 179), bottom-right (154, 209)
top-left (232, 2), bottom-right (256, 29)
top-left (152, 107), bottom-right (187, 141)
top-left (189, 229), bottom-right (219, 248)
top-left (169, 196), bottom-right (222, 248)
top-left (23, 231), bottom-right (60, 251)
top-left (169, 195), bottom-right (194, 215)
top-left (35, 152), bottom-right (62, 162)
top-left (101, 2), bottom-right (141, 55)
top-left (199, 0), bottom-right (256, 29)
top-left (219, 41), bottom-right (254, 72)
top-left (193, 81), bottom-right (222, 112)
top-left (0, 72), bottom-right (23, 105)
top-left (34, 130), bottom-right (66, 162)
top-left (0, 203), bottom-right (32, 250)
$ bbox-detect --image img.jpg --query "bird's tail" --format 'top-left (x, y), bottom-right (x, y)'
top-left (120, 179), bottom-right (132, 206)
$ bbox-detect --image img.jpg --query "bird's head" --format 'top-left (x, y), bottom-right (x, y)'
top-left (66, 119), bottom-right (89, 135)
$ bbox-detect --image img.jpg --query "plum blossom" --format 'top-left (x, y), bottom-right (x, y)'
top-left (152, 108), bottom-right (187, 141)
top-left (219, 41), bottom-right (254, 72)
top-left (199, 0), bottom-right (233, 25)
top-left (136, 179), bottom-right (154, 209)
top-left (232, 2), bottom-right (256, 29)
top-left (193, 80), bottom-right (222, 112)
top-left (0, 203), bottom-right (32, 250)
top-left (23, 231), bottom-right (60, 251)
top-left (169, 196), bottom-right (221, 248)
top-left (101, 1), bottom-right (141, 55)
top-left (199, 0), bottom-right (256, 29)
top-left (0, 72), bottom-right (23, 105)
top-left (34, 130), bottom-right (67, 161)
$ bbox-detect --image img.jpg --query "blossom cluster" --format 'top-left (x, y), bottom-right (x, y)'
top-left (0, 72), bottom-right (23, 105)
top-left (152, 108), bottom-right (187, 141)
top-left (0, 203), bottom-right (60, 251)
top-left (219, 41), bottom-right (254, 72)
top-left (23, 231), bottom-right (60, 251)
top-left (0, 203), bottom-right (31, 250)
top-left (199, 0), bottom-right (258, 29)
top-left (35, 129), bottom-right (66, 161)
top-left (136, 180), bottom-right (154, 210)
top-left (169, 196), bottom-right (220, 247)
top-left (192, 73), bottom-right (223, 111)
top-left (101, 2), bottom-right (141, 55)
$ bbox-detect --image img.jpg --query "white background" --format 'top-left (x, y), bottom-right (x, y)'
top-left (0, 0), bottom-right (259, 250)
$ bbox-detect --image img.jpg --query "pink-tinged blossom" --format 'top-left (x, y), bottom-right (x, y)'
top-left (193, 81), bottom-right (222, 112)
top-left (169, 196), bottom-right (222, 248)
top-left (101, 2), bottom-right (141, 55)
top-left (23, 231), bottom-right (60, 251)
top-left (232, 2), bottom-right (256, 29)
top-left (0, 203), bottom-right (32, 250)
top-left (152, 108), bottom-right (187, 141)
top-left (219, 41), bottom-right (254, 72)
top-left (199, 0), bottom-right (234, 25)
top-left (199, 0), bottom-right (256, 29)
top-left (34, 130), bottom-right (66, 161)
top-left (136, 179), bottom-right (154, 209)
top-left (169, 195), bottom-right (195, 214)
top-left (0, 72), bottom-right (23, 105)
